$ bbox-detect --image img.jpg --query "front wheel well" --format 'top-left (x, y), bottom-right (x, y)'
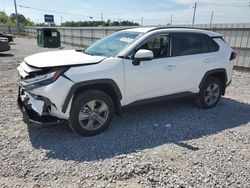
top-left (73, 83), bottom-right (122, 115)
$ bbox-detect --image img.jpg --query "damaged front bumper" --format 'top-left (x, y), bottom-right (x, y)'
top-left (17, 86), bottom-right (67, 126)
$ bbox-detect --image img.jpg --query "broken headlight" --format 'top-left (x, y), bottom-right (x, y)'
top-left (20, 67), bottom-right (69, 90)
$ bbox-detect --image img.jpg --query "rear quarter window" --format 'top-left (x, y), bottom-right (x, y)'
top-left (204, 36), bottom-right (220, 52)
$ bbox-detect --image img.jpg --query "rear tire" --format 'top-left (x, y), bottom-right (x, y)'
top-left (197, 77), bottom-right (223, 109)
top-left (69, 90), bottom-right (114, 136)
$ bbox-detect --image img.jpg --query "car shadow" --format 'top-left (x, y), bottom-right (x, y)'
top-left (27, 97), bottom-right (250, 162)
top-left (0, 53), bottom-right (14, 57)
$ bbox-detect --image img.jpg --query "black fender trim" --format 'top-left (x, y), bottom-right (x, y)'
top-left (123, 92), bottom-right (196, 109)
top-left (199, 68), bottom-right (228, 89)
top-left (61, 79), bottom-right (122, 113)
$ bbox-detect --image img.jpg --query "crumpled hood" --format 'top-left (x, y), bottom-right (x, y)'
top-left (24, 50), bottom-right (106, 68)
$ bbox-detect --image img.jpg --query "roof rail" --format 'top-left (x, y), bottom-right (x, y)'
top-left (146, 26), bottom-right (210, 33)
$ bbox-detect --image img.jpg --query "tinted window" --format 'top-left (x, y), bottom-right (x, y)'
top-left (171, 33), bottom-right (203, 56)
top-left (139, 35), bottom-right (170, 58)
top-left (171, 33), bottom-right (219, 56)
top-left (205, 36), bottom-right (219, 52)
top-left (200, 35), bottom-right (209, 53)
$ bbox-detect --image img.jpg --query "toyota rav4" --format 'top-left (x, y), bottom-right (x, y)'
top-left (17, 27), bottom-right (236, 136)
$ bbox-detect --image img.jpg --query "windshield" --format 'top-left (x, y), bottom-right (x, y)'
top-left (84, 31), bottom-right (143, 57)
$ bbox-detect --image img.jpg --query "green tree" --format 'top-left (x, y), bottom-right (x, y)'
top-left (61, 20), bottom-right (139, 27)
top-left (0, 11), bottom-right (15, 25)
top-left (0, 12), bottom-right (34, 26)
top-left (111, 21), bottom-right (120, 26)
top-left (10, 13), bottom-right (35, 26)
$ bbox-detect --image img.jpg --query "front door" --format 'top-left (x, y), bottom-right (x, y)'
top-left (123, 34), bottom-right (177, 104)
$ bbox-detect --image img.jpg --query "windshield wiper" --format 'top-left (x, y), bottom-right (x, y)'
top-left (75, 49), bottom-right (83, 52)
top-left (83, 50), bottom-right (95, 56)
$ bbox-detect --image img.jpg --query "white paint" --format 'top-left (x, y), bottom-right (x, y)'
top-left (26, 92), bottom-right (44, 116)
top-left (20, 61), bottom-right (41, 73)
top-left (24, 50), bottom-right (106, 68)
top-left (134, 49), bottom-right (154, 59)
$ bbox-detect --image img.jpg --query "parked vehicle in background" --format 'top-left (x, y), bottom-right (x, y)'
top-left (0, 37), bottom-right (10, 52)
top-left (17, 27), bottom-right (236, 136)
top-left (0, 32), bottom-right (13, 42)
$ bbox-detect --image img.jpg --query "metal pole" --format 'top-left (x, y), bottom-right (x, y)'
top-left (192, 2), bottom-right (197, 26)
top-left (141, 17), bottom-right (143, 26)
top-left (170, 15), bottom-right (173, 25)
top-left (14, 0), bottom-right (20, 34)
top-left (209, 11), bottom-right (214, 29)
top-left (101, 13), bottom-right (103, 22)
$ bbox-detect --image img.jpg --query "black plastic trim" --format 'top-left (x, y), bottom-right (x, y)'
top-left (123, 92), bottom-right (196, 109)
top-left (146, 27), bottom-right (210, 33)
top-left (199, 68), bottom-right (228, 89)
top-left (147, 26), bottom-right (220, 33)
top-left (211, 36), bottom-right (224, 39)
top-left (226, 80), bottom-right (232, 87)
top-left (61, 79), bottom-right (122, 113)
top-left (62, 74), bottom-right (75, 83)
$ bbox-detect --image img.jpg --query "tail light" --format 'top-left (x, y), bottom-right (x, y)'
top-left (0, 41), bottom-right (8, 45)
top-left (0, 39), bottom-right (8, 45)
top-left (230, 51), bottom-right (237, 61)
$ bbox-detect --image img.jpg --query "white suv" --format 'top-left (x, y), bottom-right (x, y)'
top-left (17, 27), bottom-right (236, 136)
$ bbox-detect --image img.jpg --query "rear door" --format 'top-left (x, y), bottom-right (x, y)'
top-left (168, 32), bottom-right (219, 93)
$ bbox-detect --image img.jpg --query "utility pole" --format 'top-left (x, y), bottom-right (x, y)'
top-left (170, 14), bottom-right (173, 25)
top-left (141, 17), bottom-right (144, 26)
top-left (192, 2), bottom-right (197, 26)
top-left (101, 13), bottom-right (103, 22)
top-left (14, 0), bottom-right (20, 34)
top-left (61, 16), bottom-right (63, 26)
top-left (209, 11), bottom-right (214, 29)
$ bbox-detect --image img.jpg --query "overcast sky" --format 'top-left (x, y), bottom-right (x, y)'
top-left (1, 0), bottom-right (250, 25)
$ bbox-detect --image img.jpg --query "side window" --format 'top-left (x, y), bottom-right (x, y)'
top-left (171, 33), bottom-right (203, 56)
top-left (205, 36), bottom-right (219, 52)
top-left (200, 35), bottom-right (209, 53)
top-left (139, 35), bottom-right (170, 58)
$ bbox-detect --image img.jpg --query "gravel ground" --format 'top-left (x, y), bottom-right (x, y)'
top-left (0, 37), bottom-right (250, 188)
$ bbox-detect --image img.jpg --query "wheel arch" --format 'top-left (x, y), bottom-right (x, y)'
top-left (61, 79), bottom-right (122, 115)
top-left (199, 68), bottom-right (228, 95)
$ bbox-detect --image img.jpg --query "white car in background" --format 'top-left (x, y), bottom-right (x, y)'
top-left (17, 27), bottom-right (236, 136)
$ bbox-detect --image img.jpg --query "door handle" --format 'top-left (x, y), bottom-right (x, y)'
top-left (203, 58), bottom-right (211, 63)
top-left (164, 65), bottom-right (176, 70)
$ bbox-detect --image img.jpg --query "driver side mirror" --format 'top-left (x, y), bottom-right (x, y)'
top-left (132, 49), bottom-right (154, 66)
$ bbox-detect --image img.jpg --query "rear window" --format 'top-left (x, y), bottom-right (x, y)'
top-left (171, 33), bottom-right (219, 56)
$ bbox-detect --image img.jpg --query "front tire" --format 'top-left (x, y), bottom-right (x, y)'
top-left (69, 90), bottom-right (114, 136)
top-left (197, 77), bottom-right (223, 109)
